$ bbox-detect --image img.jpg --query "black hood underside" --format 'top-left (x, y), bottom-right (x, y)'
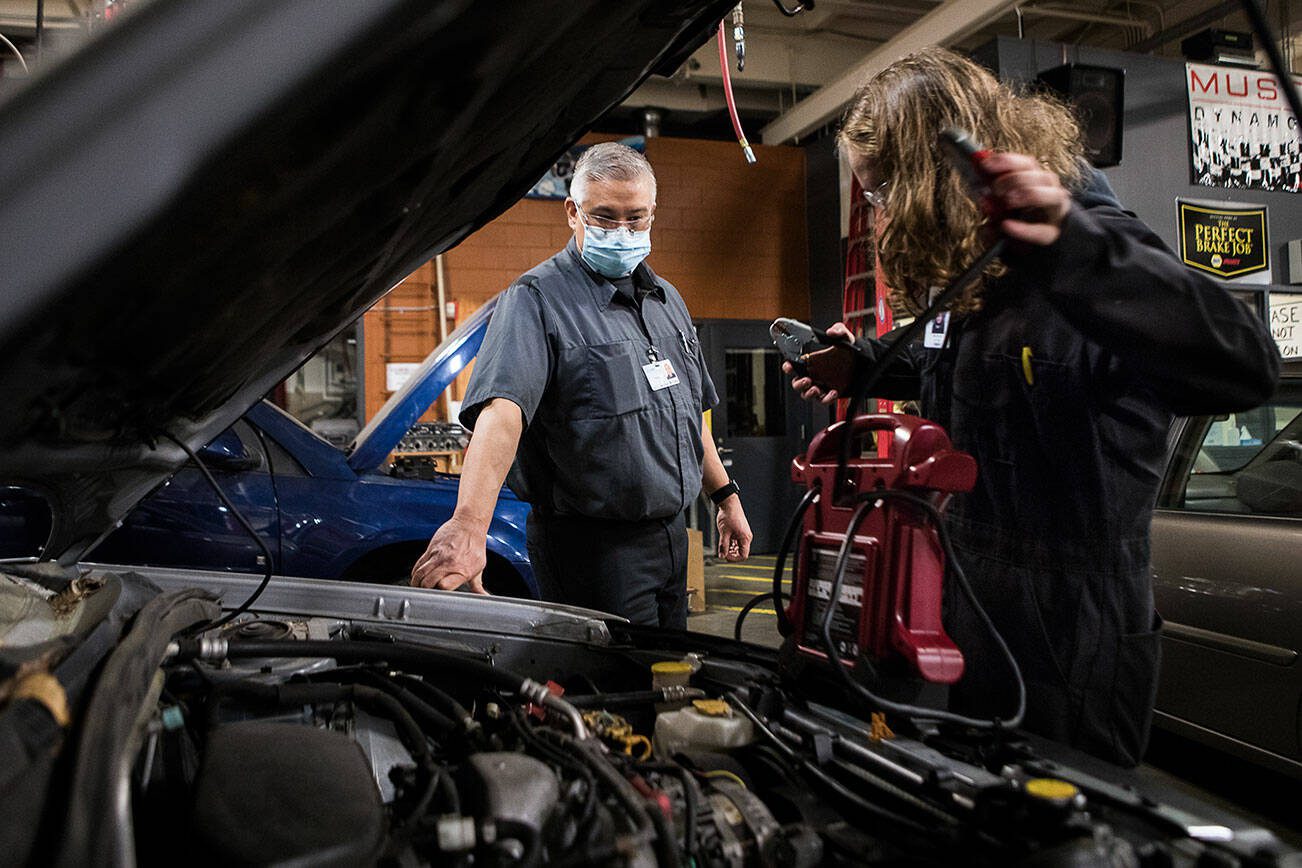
top-left (0, 0), bottom-right (734, 562)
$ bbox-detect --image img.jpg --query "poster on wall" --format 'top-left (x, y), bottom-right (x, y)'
top-left (1271, 293), bottom-right (1302, 359)
top-left (1186, 62), bottom-right (1302, 193)
top-left (385, 362), bottom-right (420, 393)
top-left (525, 136), bottom-right (645, 199)
top-left (1176, 199), bottom-right (1270, 283)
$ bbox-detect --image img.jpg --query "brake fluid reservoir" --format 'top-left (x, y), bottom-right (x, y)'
top-left (653, 699), bottom-right (754, 757)
top-left (651, 660), bottom-right (693, 713)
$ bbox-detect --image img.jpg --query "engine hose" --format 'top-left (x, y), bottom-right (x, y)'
top-left (435, 766), bottom-right (462, 815)
top-left (717, 24), bottom-right (755, 164)
top-left (306, 668), bottom-right (461, 739)
top-left (393, 673), bottom-right (476, 728)
top-left (639, 772), bottom-right (681, 868)
top-left (636, 762), bottom-right (700, 865)
top-left (538, 729), bottom-right (679, 868)
top-left (200, 638), bottom-right (589, 739)
top-left (506, 707), bottom-right (600, 830)
top-left (193, 638), bottom-right (524, 692)
top-left (215, 681), bottom-right (427, 759)
top-left (725, 692), bottom-right (931, 837)
top-left (567, 688), bottom-right (706, 710)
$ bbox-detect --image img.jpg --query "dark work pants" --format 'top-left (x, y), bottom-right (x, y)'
top-left (526, 511), bottom-right (689, 629)
top-left (944, 519), bottom-right (1162, 768)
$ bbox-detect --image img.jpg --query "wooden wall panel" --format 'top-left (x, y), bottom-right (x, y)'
top-left (363, 137), bottom-right (808, 422)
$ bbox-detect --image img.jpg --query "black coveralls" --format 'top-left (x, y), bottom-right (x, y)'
top-left (862, 173), bottom-right (1279, 766)
top-left (461, 240), bottom-right (716, 629)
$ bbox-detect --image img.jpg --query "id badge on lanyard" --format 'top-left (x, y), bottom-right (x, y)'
top-left (923, 311), bottom-right (951, 349)
top-left (643, 358), bottom-right (680, 391)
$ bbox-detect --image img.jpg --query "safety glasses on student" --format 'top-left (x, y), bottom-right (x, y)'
top-left (861, 181), bottom-right (889, 209)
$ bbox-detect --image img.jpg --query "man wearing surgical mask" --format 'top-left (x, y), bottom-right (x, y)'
top-left (411, 142), bottom-right (752, 628)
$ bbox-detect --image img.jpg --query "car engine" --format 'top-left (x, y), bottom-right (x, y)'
top-left (389, 422), bottom-right (470, 480)
top-left (141, 616), bottom-right (815, 867)
top-left (93, 597), bottom-right (1291, 868)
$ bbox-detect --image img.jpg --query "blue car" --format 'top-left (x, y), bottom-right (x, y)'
top-left (87, 298), bottom-right (537, 597)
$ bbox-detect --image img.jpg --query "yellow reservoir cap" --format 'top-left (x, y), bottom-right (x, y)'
top-left (1025, 778), bottom-right (1079, 802)
top-left (691, 699), bottom-right (732, 717)
top-left (652, 661), bottom-right (693, 676)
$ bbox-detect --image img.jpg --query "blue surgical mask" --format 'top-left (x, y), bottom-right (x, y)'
top-left (580, 223), bottom-right (652, 278)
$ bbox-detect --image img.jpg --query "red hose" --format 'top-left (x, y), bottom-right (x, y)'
top-left (718, 25), bottom-right (756, 164)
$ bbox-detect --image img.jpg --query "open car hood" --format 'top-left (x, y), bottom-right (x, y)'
top-left (0, 0), bottom-right (734, 564)
top-left (347, 296), bottom-right (496, 473)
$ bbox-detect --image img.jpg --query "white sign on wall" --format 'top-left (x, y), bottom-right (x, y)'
top-left (1270, 293), bottom-right (1302, 359)
top-left (385, 362), bottom-right (420, 393)
top-left (1187, 62), bottom-right (1302, 193)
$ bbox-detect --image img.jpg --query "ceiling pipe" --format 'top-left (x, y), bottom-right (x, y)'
top-left (1128, 0), bottom-right (1240, 53)
top-left (760, 0), bottom-right (1022, 144)
top-left (1017, 5), bottom-right (1154, 36)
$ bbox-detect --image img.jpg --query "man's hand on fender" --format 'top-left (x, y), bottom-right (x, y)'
top-left (410, 514), bottom-right (490, 593)
top-left (783, 321), bottom-right (856, 404)
top-left (716, 496), bottom-right (753, 562)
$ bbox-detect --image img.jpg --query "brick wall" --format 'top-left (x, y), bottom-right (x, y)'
top-left (362, 136), bottom-right (808, 422)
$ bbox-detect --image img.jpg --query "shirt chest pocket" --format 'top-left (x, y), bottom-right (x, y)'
top-left (663, 330), bottom-right (702, 411)
top-left (952, 351), bottom-right (1094, 456)
top-left (556, 339), bottom-right (651, 419)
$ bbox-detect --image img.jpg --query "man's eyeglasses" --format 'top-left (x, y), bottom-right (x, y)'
top-left (861, 181), bottom-right (889, 209)
top-left (577, 205), bottom-right (655, 233)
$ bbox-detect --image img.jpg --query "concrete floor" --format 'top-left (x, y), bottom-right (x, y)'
top-left (685, 553), bottom-right (787, 648)
top-left (687, 555), bottom-right (1302, 849)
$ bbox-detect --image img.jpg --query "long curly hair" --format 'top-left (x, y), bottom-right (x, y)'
top-left (838, 47), bottom-right (1087, 315)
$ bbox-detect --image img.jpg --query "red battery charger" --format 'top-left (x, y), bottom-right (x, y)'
top-left (784, 414), bottom-right (976, 685)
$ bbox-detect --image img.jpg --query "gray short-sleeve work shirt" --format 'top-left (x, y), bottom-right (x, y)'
top-left (461, 238), bottom-right (717, 521)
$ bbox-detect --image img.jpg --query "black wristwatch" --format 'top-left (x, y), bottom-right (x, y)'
top-left (709, 479), bottom-right (740, 505)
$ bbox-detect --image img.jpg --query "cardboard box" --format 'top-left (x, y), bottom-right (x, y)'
top-left (686, 528), bottom-right (706, 613)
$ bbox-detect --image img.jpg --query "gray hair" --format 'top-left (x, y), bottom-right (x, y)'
top-left (569, 142), bottom-right (657, 206)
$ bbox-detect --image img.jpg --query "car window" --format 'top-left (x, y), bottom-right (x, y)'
top-left (231, 421), bottom-right (268, 472)
top-left (258, 427), bottom-right (309, 478)
top-left (1171, 396), bottom-right (1302, 517)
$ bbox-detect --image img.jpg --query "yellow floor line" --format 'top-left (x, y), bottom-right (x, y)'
top-left (707, 604), bottom-right (777, 615)
top-left (712, 574), bottom-right (790, 585)
top-left (708, 587), bottom-right (777, 596)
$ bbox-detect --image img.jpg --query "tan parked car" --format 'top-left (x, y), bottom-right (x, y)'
top-left (1152, 360), bottom-right (1302, 778)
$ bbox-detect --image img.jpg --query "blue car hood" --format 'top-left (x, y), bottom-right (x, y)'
top-left (348, 297), bottom-right (496, 472)
top-left (0, 0), bottom-right (734, 564)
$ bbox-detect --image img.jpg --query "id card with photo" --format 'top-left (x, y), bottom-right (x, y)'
top-left (642, 359), bottom-right (680, 391)
top-left (923, 312), bottom-right (951, 349)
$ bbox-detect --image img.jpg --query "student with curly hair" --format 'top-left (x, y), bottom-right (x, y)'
top-left (790, 47), bottom-right (1279, 766)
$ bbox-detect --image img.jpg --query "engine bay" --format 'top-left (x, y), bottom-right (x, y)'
top-left (147, 616), bottom-right (829, 867)
top-left (101, 595), bottom-right (1290, 868)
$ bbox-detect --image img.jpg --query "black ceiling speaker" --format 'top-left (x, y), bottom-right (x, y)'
top-left (1181, 28), bottom-right (1257, 67)
top-left (1037, 63), bottom-right (1125, 169)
